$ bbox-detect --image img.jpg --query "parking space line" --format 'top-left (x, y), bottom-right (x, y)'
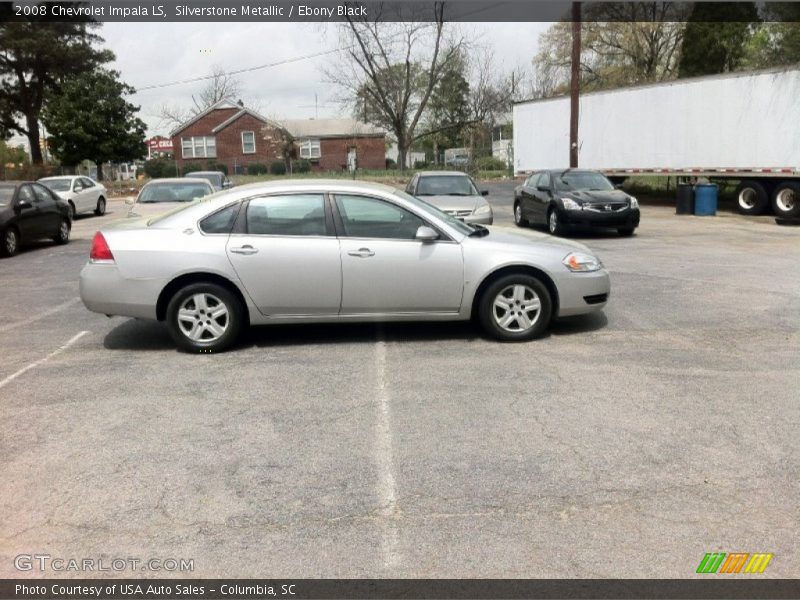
top-left (374, 340), bottom-right (400, 570)
top-left (0, 331), bottom-right (88, 390)
top-left (0, 297), bottom-right (81, 333)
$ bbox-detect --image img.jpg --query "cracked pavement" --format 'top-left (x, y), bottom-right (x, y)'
top-left (0, 186), bottom-right (798, 578)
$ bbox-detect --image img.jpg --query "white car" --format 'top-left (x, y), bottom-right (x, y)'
top-left (126, 178), bottom-right (216, 219)
top-left (38, 176), bottom-right (108, 218)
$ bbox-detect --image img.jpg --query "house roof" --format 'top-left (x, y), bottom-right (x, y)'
top-left (170, 99), bottom-right (283, 137)
top-left (281, 118), bottom-right (385, 139)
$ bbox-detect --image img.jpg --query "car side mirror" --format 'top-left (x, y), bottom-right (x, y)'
top-left (17, 200), bottom-right (33, 210)
top-left (614, 183), bottom-right (624, 190)
top-left (480, 190), bottom-right (489, 196)
top-left (223, 181), bottom-right (233, 189)
top-left (537, 185), bottom-right (550, 192)
top-left (415, 226), bottom-right (439, 242)
top-left (125, 197), bottom-right (135, 205)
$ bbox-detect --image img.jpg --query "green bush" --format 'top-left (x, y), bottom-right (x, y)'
top-left (248, 163), bottom-right (268, 175)
top-left (210, 162), bottom-right (228, 175)
top-left (292, 159), bottom-right (311, 173)
top-left (182, 163), bottom-right (202, 175)
top-left (385, 158), bottom-right (397, 170)
top-left (269, 160), bottom-right (287, 175)
top-left (474, 156), bottom-right (507, 171)
top-left (413, 160), bottom-right (429, 169)
top-left (161, 164), bottom-right (177, 178)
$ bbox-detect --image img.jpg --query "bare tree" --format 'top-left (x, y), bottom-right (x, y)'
top-left (325, 2), bottom-right (463, 169)
top-left (158, 66), bottom-right (244, 130)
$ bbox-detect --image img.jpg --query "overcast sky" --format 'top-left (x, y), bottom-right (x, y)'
top-left (98, 21), bottom-right (550, 137)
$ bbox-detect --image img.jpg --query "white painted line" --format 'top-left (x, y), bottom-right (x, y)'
top-left (0, 331), bottom-right (88, 390)
top-left (374, 340), bottom-right (400, 569)
top-left (0, 297), bottom-right (81, 333)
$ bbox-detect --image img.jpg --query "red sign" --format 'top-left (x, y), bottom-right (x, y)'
top-left (147, 136), bottom-right (174, 151)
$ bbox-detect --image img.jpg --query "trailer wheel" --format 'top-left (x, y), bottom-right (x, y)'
top-left (734, 180), bottom-right (769, 215)
top-left (771, 182), bottom-right (800, 219)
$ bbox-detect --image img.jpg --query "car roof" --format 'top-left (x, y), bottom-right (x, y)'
top-left (39, 175), bottom-right (79, 180)
top-left (186, 171), bottom-right (223, 176)
top-left (416, 171), bottom-right (471, 177)
top-left (145, 178), bottom-right (212, 185)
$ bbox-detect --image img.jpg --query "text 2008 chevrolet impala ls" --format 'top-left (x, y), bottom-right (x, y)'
top-left (80, 180), bottom-right (610, 352)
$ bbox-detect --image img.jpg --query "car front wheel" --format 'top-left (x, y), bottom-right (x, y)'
top-left (478, 274), bottom-right (552, 341)
top-left (1, 228), bottom-right (20, 257)
top-left (166, 283), bottom-right (244, 353)
top-left (548, 208), bottom-right (567, 236)
top-left (513, 202), bottom-right (529, 227)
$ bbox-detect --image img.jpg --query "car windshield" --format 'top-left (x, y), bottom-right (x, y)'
top-left (0, 186), bottom-right (14, 206)
top-left (40, 178), bottom-right (72, 192)
top-left (416, 175), bottom-right (478, 196)
top-left (554, 172), bottom-right (615, 192)
top-left (138, 182), bottom-right (211, 203)
top-left (392, 190), bottom-right (476, 236)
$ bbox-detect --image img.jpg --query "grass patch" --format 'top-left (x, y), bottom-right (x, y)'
top-left (229, 168), bottom-right (513, 186)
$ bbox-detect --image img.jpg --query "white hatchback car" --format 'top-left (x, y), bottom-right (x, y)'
top-left (38, 176), bottom-right (108, 218)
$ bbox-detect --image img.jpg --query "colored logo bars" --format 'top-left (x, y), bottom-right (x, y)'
top-left (697, 552), bottom-right (773, 574)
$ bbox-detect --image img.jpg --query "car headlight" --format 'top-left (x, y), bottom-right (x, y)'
top-left (561, 198), bottom-right (582, 210)
top-left (563, 252), bottom-right (603, 272)
top-left (473, 203), bottom-right (492, 215)
top-left (629, 196), bottom-right (639, 209)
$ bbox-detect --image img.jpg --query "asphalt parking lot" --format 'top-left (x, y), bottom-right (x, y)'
top-left (1, 182), bottom-right (798, 578)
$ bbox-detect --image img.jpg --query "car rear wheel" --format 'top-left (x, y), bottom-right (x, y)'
top-left (166, 283), bottom-right (244, 353)
top-left (95, 196), bottom-right (106, 216)
top-left (513, 202), bottom-right (528, 227)
top-left (1, 228), bottom-right (20, 257)
top-left (53, 219), bottom-right (70, 244)
top-left (478, 274), bottom-right (552, 342)
top-left (548, 208), bottom-right (567, 236)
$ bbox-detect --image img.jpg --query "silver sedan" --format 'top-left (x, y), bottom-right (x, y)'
top-left (80, 180), bottom-right (610, 352)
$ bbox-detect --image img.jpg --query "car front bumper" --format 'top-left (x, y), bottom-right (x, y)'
top-left (555, 268), bottom-right (611, 317)
top-left (460, 213), bottom-right (493, 225)
top-left (560, 207), bottom-right (640, 229)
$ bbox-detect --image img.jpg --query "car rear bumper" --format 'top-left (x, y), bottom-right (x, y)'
top-left (561, 208), bottom-right (640, 229)
top-left (556, 268), bottom-right (611, 317)
top-left (79, 263), bottom-right (160, 320)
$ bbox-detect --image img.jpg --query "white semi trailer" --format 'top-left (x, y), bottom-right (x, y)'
top-left (512, 67), bottom-right (800, 219)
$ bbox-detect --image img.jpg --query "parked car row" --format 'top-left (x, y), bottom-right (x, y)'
top-left (0, 181), bottom-right (72, 257)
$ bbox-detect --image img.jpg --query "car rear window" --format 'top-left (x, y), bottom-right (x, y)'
top-left (200, 203), bottom-right (240, 234)
top-left (138, 182), bottom-right (211, 203)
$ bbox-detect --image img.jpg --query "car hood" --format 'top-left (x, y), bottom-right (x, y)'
top-left (419, 195), bottom-right (483, 211)
top-left (469, 226), bottom-right (595, 255)
top-left (561, 189), bottom-right (630, 205)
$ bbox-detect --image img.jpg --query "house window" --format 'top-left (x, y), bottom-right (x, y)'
top-left (181, 136), bottom-right (216, 159)
top-left (299, 138), bottom-right (321, 160)
top-left (241, 131), bottom-right (256, 154)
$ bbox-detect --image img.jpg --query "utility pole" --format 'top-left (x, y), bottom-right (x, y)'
top-left (569, 2), bottom-right (581, 168)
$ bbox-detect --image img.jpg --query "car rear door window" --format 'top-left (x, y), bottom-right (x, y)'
top-left (335, 194), bottom-right (425, 240)
top-left (246, 194), bottom-right (327, 236)
top-left (200, 203), bottom-right (240, 234)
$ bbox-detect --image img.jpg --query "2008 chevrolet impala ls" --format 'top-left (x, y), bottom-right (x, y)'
top-left (80, 180), bottom-right (610, 353)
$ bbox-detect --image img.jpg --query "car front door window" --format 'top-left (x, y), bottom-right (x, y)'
top-left (335, 194), bottom-right (425, 240)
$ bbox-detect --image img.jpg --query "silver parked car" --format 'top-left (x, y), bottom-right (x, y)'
top-left (80, 180), bottom-right (609, 353)
top-left (406, 171), bottom-right (493, 224)
top-left (126, 177), bottom-right (215, 218)
top-left (38, 175), bottom-right (108, 218)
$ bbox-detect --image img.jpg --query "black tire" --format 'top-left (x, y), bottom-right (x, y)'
top-left (166, 282), bottom-right (244, 353)
top-left (547, 207), bottom-right (568, 236)
top-left (68, 201), bottom-right (76, 220)
top-left (771, 182), bottom-right (800, 219)
top-left (618, 226), bottom-right (636, 237)
top-left (478, 273), bottom-right (552, 342)
top-left (734, 180), bottom-right (770, 215)
top-left (95, 196), bottom-right (106, 216)
top-left (53, 219), bottom-right (70, 245)
top-left (1, 227), bottom-right (20, 257)
top-left (513, 202), bottom-right (529, 227)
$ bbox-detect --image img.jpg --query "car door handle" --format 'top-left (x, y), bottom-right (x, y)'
top-left (229, 245), bottom-right (259, 255)
top-left (348, 248), bottom-right (375, 258)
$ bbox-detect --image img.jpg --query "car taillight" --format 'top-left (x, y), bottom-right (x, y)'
top-left (89, 232), bottom-right (115, 263)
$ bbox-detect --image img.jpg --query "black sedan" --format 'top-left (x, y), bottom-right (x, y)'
top-left (0, 181), bottom-right (72, 257)
top-left (514, 169), bottom-right (640, 237)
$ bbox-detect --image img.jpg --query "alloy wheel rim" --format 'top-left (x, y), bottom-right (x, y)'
top-left (492, 284), bottom-right (542, 333)
top-left (98, 199), bottom-right (105, 213)
top-left (776, 189), bottom-right (795, 212)
top-left (515, 205), bottom-right (522, 223)
top-left (549, 211), bottom-right (557, 232)
top-left (177, 293), bottom-right (229, 342)
top-left (60, 222), bottom-right (69, 240)
top-left (6, 231), bottom-right (16, 254)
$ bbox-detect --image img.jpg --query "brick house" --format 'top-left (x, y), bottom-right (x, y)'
top-left (280, 119), bottom-right (386, 171)
top-left (170, 99), bottom-right (288, 175)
